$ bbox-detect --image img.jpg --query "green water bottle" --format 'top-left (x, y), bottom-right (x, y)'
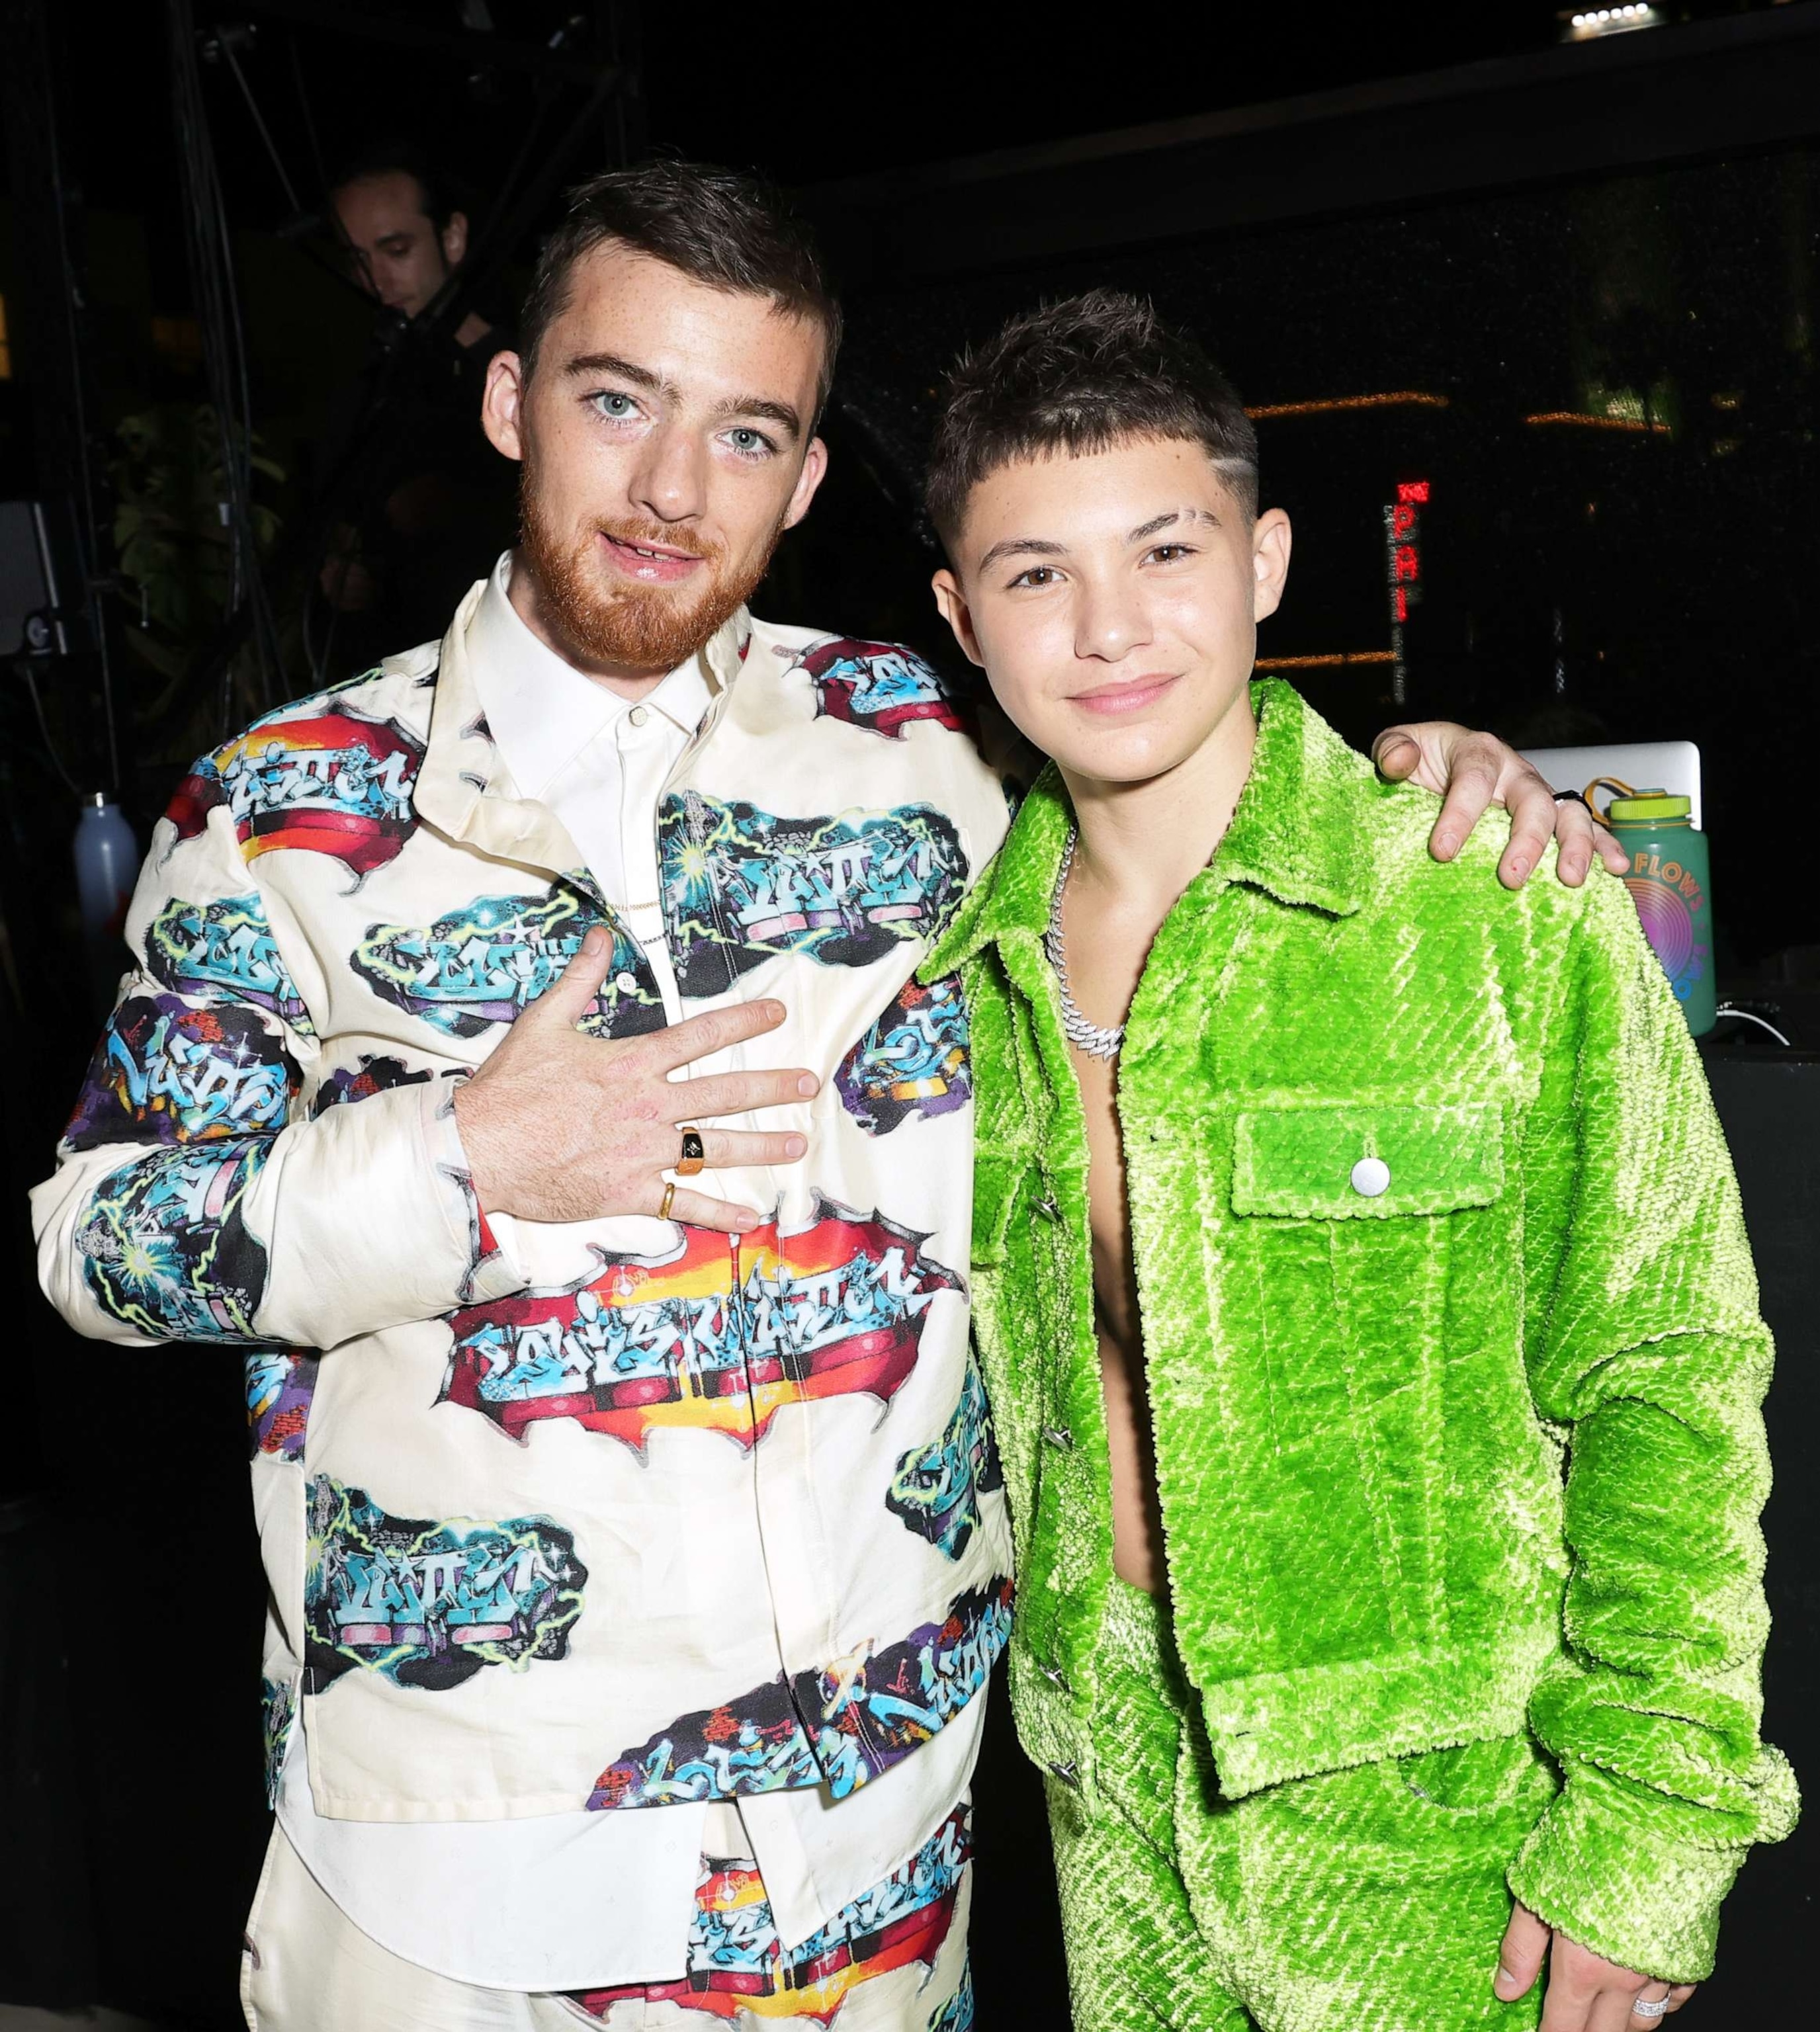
top-left (1602, 788), bottom-right (1715, 1037)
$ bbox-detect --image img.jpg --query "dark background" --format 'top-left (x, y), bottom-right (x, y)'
top-left (1, 2), bottom-right (1815, 2023)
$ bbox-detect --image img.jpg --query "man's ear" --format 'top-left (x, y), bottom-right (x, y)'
top-left (441, 210), bottom-right (470, 270)
top-left (781, 436), bottom-right (830, 531)
top-left (1251, 507), bottom-right (1293, 623)
top-left (482, 351), bottom-right (526, 461)
top-left (932, 569), bottom-right (984, 669)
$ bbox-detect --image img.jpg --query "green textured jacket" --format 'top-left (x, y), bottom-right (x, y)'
top-left (923, 680), bottom-right (1796, 1981)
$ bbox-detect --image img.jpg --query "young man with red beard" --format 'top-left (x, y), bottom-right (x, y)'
top-left (33, 163), bottom-right (1620, 2029)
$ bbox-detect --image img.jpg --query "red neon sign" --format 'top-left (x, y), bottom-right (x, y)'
top-left (1397, 480), bottom-right (1431, 504)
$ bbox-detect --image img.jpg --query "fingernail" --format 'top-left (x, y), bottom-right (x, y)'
top-left (797, 1074), bottom-right (819, 1096)
top-left (1492, 1968), bottom-right (1518, 1999)
top-left (582, 927), bottom-right (605, 954)
top-left (1508, 855), bottom-right (1530, 878)
top-left (765, 1000), bottom-right (785, 1021)
top-left (785, 1135), bottom-right (806, 1158)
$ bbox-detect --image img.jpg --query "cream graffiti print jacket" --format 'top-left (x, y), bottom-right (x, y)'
top-left (34, 583), bottom-right (1014, 1823)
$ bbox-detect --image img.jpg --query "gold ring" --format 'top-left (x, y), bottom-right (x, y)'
top-left (677, 1126), bottom-right (707, 1177)
top-left (658, 1180), bottom-right (677, 1220)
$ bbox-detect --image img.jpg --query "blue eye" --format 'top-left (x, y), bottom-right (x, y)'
top-left (726, 427), bottom-right (774, 458)
top-left (592, 392), bottom-right (637, 420)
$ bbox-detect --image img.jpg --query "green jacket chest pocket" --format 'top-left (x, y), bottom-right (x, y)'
top-left (1226, 1103), bottom-right (1506, 1418)
top-left (1215, 1103), bottom-right (1508, 1665)
top-left (1231, 1103), bottom-right (1505, 1222)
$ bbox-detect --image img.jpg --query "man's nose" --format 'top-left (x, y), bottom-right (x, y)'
top-left (1073, 575), bottom-right (1152, 663)
top-left (630, 420), bottom-right (709, 525)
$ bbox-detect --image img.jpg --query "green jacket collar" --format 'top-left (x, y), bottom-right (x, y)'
top-left (926, 678), bottom-right (1369, 976)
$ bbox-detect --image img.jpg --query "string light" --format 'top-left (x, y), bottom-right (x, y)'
top-left (1568, 6), bottom-right (1655, 36)
top-left (1524, 411), bottom-right (1671, 433)
top-left (1254, 653), bottom-right (1396, 670)
top-left (1244, 392), bottom-right (1450, 419)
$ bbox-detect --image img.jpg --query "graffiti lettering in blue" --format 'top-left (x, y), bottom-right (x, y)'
top-left (75, 1138), bottom-right (270, 1341)
top-left (888, 1357), bottom-right (1003, 1560)
top-left (930, 1957), bottom-right (976, 2032)
top-left (588, 1575), bottom-right (1013, 1810)
top-left (836, 974), bottom-right (971, 1137)
top-left (565, 1806), bottom-right (971, 2021)
top-left (261, 1675), bottom-right (296, 1808)
top-left (169, 684), bottom-right (423, 880)
top-left (247, 1347), bottom-right (320, 1460)
top-left (659, 792), bottom-right (969, 997)
top-left (352, 887), bottom-right (664, 1042)
top-left (66, 994), bottom-right (300, 1152)
top-left (146, 894), bottom-right (314, 1036)
top-left (799, 636), bottom-right (968, 742)
top-left (304, 1477), bottom-right (587, 1695)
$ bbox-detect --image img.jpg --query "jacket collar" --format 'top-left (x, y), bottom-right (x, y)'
top-left (925, 678), bottom-right (1369, 977)
top-left (414, 575), bottom-right (751, 878)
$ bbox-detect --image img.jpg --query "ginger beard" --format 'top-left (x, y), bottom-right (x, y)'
top-left (518, 464), bottom-right (785, 676)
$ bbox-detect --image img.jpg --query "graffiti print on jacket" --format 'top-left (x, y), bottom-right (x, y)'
top-left (835, 976), bottom-right (970, 1137)
top-left (75, 1138), bottom-right (269, 1340)
top-left (443, 1196), bottom-right (962, 1454)
top-left (887, 1359), bottom-right (1002, 1560)
top-left (261, 1675), bottom-right (298, 1808)
top-left (247, 1347), bottom-right (320, 1460)
top-left (659, 792), bottom-right (968, 997)
top-left (65, 994), bottom-right (300, 1150)
top-left (169, 691), bottom-right (423, 879)
top-left (304, 1476), bottom-right (586, 1694)
top-left (310, 1052), bottom-right (437, 1114)
top-left (566, 1806), bottom-right (971, 2024)
top-left (930, 1959), bottom-right (975, 2032)
top-left (352, 887), bottom-right (664, 1041)
top-left (146, 894), bottom-right (314, 1034)
top-left (588, 1576), bottom-right (1013, 1808)
top-left (799, 636), bottom-right (967, 743)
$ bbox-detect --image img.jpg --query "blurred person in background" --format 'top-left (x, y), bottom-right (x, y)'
top-left (315, 138), bottom-right (517, 671)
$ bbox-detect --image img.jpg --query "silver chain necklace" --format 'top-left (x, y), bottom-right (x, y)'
top-left (1044, 825), bottom-right (1127, 1059)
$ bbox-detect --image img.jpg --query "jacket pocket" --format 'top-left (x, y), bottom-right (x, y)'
top-left (1231, 1101), bottom-right (1504, 1220)
top-left (1199, 1101), bottom-right (1513, 1672)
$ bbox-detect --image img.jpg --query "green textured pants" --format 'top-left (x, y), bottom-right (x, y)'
top-left (1045, 1581), bottom-right (1560, 2032)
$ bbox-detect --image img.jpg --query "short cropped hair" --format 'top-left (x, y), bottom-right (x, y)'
top-left (329, 138), bottom-right (466, 233)
top-left (925, 289), bottom-right (1258, 550)
top-left (519, 160), bottom-right (843, 415)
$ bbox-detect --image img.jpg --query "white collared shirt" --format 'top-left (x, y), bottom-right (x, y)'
top-left (271, 556), bottom-right (988, 1989)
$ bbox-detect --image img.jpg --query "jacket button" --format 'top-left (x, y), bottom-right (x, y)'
top-left (1041, 1425), bottom-right (1075, 1451)
top-left (1350, 1156), bottom-right (1392, 1197)
top-left (1039, 1660), bottom-right (1074, 1697)
top-left (1035, 1195), bottom-right (1061, 1221)
top-left (1047, 1759), bottom-right (1081, 1788)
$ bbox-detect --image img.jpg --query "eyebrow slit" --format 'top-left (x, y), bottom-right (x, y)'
top-left (1127, 506), bottom-right (1220, 544)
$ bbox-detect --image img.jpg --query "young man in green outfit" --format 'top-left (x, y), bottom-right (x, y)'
top-left (919, 292), bottom-right (1796, 2032)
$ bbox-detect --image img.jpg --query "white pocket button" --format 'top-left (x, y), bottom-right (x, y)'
top-left (1351, 1156), bottom-right (1392, 1198)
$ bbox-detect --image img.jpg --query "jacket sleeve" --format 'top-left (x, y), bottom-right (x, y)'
top-left (1506, 870), bottom-right (1798, 1982)
top-left (32, 771), bottom-right (525, 1353)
